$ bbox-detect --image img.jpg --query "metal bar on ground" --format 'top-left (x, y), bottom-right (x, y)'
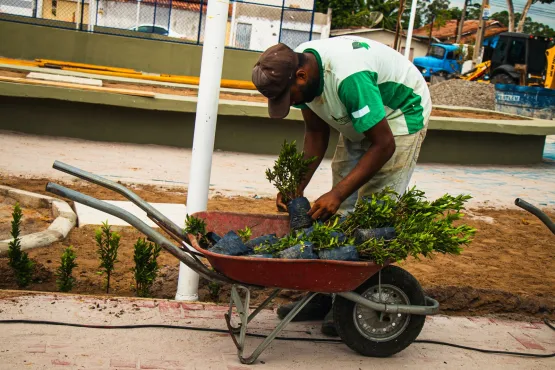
top-left (175, 0), bottom-right (230, 302)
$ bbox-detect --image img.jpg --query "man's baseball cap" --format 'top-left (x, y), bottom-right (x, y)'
top-left (252, 43), bottom-right (299, 119)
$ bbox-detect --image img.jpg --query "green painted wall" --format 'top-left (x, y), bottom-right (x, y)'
top-left (0, 20), bottom-right (261, 80)
top-left (0, 96), bottom-right (546, 165)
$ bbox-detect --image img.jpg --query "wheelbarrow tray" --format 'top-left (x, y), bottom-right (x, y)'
top-left (187, 211), bottom-right (385, 293)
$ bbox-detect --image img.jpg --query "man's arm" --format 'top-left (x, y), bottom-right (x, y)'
top-left (298, 108), bottom-right (330, 192)
top-left (307, 117), bottom-right (395, 220)
top-left (276, 108), bottom-right (330, 211)
top-left (307, 70), bottom-right (395, 220)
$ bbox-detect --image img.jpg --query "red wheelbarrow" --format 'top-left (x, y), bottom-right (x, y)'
top-left (46, 161), bottom-right (439, 365)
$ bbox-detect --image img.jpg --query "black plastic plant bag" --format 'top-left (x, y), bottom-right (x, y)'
top-left (245, 234), bottom-right (279, 251)
top-left (354, 227), bottom-right (396, 245)
top-left (318, 245), bottom-right (359, 261)
top-left (208, 231), bottom-right (249, 256)
top-left (287, 196), bottom-right (313, 230)
top-left (277, 242), bottom-right (318, 259)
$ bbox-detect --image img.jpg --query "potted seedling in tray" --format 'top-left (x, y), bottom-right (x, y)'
top-left (266, 140), bottom-right (317, 230)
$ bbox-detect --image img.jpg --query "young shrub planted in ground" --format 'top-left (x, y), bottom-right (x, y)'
top-left (266, 140), bottom-right (317, 230)
top-left (56, 246), bottom-right (78, 292)
top-left (132, 238), bottom-right (162, 298)
top-left (95, 221), bottom-right (120, 294)
top-left (8, 202), bottom-right (35, 288)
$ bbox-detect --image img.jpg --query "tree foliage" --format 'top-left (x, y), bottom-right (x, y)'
top-left (492, 11), bottom-right (555, 37)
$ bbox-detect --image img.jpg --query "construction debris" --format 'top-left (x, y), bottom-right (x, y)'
top-left (430, 79), bottom-right (495, 110)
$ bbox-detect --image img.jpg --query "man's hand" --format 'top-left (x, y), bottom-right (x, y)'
top-left (276, 192), bottom-right (288, 212)
top-left (307, 190), bottom-right (343, 221)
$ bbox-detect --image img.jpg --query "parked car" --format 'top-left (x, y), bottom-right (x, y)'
top-left (128, 24), bottom-right (184, 39)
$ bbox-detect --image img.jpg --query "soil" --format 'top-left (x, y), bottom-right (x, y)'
top-left (2, 69), bottom-right (520, 120)
top-left (0, 195), bottom-right (52, 240)
top-left (1, 178), bottom-right (554, 320)
top-left (431, 108), bottom-right (526, 120)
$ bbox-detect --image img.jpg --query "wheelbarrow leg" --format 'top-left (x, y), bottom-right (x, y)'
top-left (227, 288), bottom-right (281, 334)
top-left (225, 285), bottom-right (318, 365)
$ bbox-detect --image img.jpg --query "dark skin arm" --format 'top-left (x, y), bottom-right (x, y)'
top-left (308, 117), bottom-right (396, 221)
top-left (276, 108), bottom-right (330, 211)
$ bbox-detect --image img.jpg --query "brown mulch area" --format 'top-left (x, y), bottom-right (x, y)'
top-left (0, 176), bottom-right (554, 320)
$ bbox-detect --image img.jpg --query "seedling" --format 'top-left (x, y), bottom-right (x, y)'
top-left (132, 238), bottom-right (162, 297)
top-left (95, 221), bottom-right (120, 293)
top-left (341, 187), bottom-right (476, 264)
top-left (237, 226), bottom-right (252, 243)
top-left (56, 246), bottom-right (78, 292)
top-left (184, 214), bottom-right (208, 245)
top-left (7, 203), bottom-right (34, 288)
top-left (265, 140), bottom-right (317, 204)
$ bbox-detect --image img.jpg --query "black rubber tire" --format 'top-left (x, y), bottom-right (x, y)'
top-left (491, 73), bottom-right (516, 85)
top-left (333, 265), bottom-right (426, 357)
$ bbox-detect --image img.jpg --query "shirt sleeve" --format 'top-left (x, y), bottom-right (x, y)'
top-left (338, 71), bottom-right (386, 133)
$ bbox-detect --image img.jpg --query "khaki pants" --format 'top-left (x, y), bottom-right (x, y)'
top-left (331, 128), bottom-right (427, 214)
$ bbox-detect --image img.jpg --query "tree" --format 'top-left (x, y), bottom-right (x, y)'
top-left (506, 0), bottom-right (515, 32)
top-left (401, 0), bottom-right (427, 29)
top-left (491, 11), bottom-right (555, 37)
top-left (517, 0), bottom-right (555, 33)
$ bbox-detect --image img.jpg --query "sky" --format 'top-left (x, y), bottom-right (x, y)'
top-left (449, 0), bottom-right (555, 29)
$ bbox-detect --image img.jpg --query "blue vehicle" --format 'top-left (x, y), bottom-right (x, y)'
top-left (413, 44), bottom-right (463, 81)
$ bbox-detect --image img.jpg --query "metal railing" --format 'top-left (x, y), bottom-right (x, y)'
top-left (0, 0), bottom-right (320, 52)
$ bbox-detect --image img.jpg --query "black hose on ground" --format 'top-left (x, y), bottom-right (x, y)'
top-left (0, 318), bottom-right (553, 358)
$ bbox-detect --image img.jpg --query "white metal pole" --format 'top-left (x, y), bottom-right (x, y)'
top-left (228, 0), bottom-right (237, 46)
top-left (135, 0), bottom-right (141, 29)
top-left (175, 0), bottom-right (230, 301)
top-left (76, 0), bottom-right (81, 30)
top-left (36, 0), bottom-right (43, 18)
top-left (404, 0), bottom-right (418, 59)
top-left (88, 0), bottom-right (96, 32)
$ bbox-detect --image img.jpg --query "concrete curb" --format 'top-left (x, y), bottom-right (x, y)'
top-left (0, 185), bottom-right (76, 255)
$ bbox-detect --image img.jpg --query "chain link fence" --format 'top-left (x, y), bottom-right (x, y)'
top-left (0, 0), bottom-right (324, 52)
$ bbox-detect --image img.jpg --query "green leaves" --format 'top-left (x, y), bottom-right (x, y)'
top-left (343, 187), bottom-right (476, 264)
top-left (56, 246), bottom-right (78, 292)
top-left (184, 214), bottom-right (208, 245)
top-left (7, 202), bottom-right (35, 288)
top-left (237, 226), bottom-right (252, 243)
top-left (132, 238), bottom-right (161, 298)
top-left (265, 140), bottom-right (317, 204)
top-left (95, 221), bottom-right (121, 293)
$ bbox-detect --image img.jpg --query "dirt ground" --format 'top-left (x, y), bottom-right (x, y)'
top-left (0, 195), bottom-right (52, 240)
top-left (0, 176), bottom-right (554, 320)
top-left (1, 69), bottom-right (523, 120)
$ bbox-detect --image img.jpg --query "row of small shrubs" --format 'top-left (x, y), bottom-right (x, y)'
top-left (7, 203), bottom-right (161, 297)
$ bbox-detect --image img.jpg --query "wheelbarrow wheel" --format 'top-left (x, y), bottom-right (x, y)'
top-left (333, 265), bottom-right (426, 357)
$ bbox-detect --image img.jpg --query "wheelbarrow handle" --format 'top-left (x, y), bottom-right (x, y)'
top-left (52, 161), bottom-right (185, 240)
top-left (46, 182), bottom-right (233, 284)
top-left (515, 198), bottom-right (555, 235)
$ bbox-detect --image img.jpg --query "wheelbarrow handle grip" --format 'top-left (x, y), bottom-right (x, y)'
top-left (514, 198), bottom-right (555, 235)
top-left (52, 160), bottom-right (185, 240)
top-left (46, 182), bottom-right (233, 284)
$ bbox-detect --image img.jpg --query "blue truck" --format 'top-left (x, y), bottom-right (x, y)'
top-left (413, 43), bottom-right (463, 81)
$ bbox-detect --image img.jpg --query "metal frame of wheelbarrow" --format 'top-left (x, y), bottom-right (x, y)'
top-left (46, 161), bottom-right (440, 365)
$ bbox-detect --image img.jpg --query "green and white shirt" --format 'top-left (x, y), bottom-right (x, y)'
top-left (294, 36), bottom-right (432, 141)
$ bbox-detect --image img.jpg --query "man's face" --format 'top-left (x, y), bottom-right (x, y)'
top-left (289, 69), bottom-right (319, 107)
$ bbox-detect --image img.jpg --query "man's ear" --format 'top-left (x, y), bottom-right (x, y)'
top-left (296, 68), bottom-right (308, 83)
